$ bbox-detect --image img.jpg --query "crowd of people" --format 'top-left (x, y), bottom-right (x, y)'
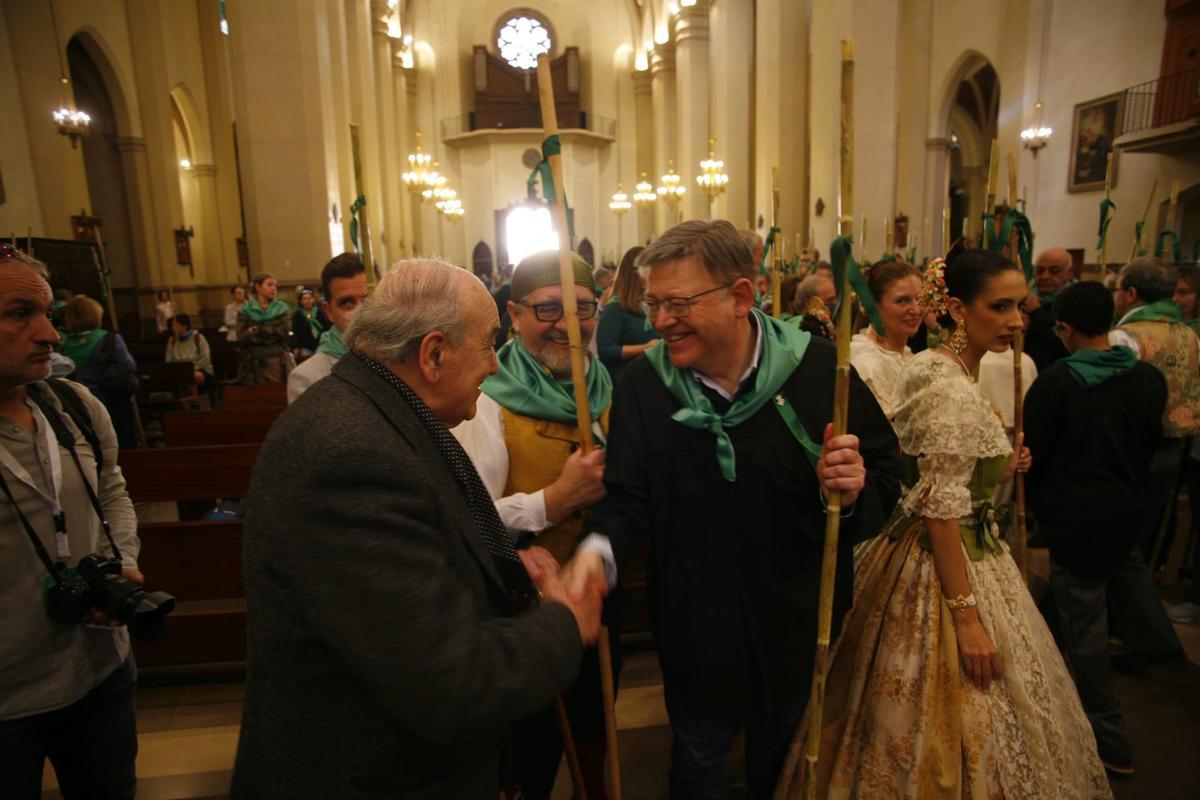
top-left (2, 214), bottom-right (1198, 797)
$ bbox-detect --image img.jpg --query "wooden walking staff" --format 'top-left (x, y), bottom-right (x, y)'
top-left (1006, 154), bottom-right (1029, 583)
top-left (349, 124), bottom-right (377, 290)
top-left (772, 167), bottom-right (784, 319)
top-left (798, 38), bottom-right (856, 800)
top-left (1129, 180), bottom-right (1158, 262)
top-left (982, 139), bottom-right (1000, 249)
top-left (1096, 153), bottom-right (1114, 282)
top-left (943, 207), bottom-right (951, 254)
top-left (536, 53), bottom-right (620, 800)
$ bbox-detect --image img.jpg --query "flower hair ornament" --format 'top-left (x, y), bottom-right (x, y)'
top-left (918, 257), bottom-right (949, 317)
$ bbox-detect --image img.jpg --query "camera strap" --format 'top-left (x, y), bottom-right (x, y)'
top-left (0, 469), bottom-right (66, 585)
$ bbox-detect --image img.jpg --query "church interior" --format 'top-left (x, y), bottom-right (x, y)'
top-left (3, 0), bottom-right (1200, 797)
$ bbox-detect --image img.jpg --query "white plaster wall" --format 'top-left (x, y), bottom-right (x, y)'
top-left (0, 2), bottom-right (45, 237)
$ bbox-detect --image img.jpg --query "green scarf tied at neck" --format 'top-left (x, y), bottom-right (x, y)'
top-left (241, 297), bottom-right (290, 323)
top-left (1121, 298), bottom-right (1183, 325)
top-left (1061, 345), bottom-right (1139, 388)
top-left (60, 329), bottom-right (107, 366)
top-left (644, 309), bottom-right (820, 481)
top-left (299, 307), bottom-right (323, 339)
top-left (315, 326), bottom-right (348, 359)
top-left (482, 338), bottom-right (613, 445)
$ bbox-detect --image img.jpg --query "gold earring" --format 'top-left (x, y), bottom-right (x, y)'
top-left (947, 319), bottom-right (968, 355)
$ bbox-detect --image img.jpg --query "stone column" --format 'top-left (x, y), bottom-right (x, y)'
top-left (632, 69), bottom-right (654, 244)
top-left (923, 137), bottom-right (951, 255)
top-left (709, 0), bottom-right (753, 227)
top-left (394, 56), bottom-right (413, 259)
top-left (371, 1), bottom-right (402, 269)
top-left (650, 45), bottom-right (677, 233)
top-left (756, 0), bottom-right (809, 246)
top-left (113, 136), bottom-right (161, 291)
top-left (674, 4), bottom-right (710, 222)
top-left (191, 163), bottom-right (225, 285)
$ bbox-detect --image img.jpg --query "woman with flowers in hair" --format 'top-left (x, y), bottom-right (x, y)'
top-left (778, 248), bottom-right (1113, 799)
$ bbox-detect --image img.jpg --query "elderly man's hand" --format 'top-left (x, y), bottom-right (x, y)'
top-left (517, 546), bottom-right (560, 588)
top-left (84, 567), bottom-right (144, 627)
top-left (540, 567), bottom-right (604, 646)
top-left (817, 423), bottom-right (866, 507)
top-left (561, 549), bottom-right (608, 604)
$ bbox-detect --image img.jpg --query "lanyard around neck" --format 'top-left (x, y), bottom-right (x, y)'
top-left (0, 401), bottom-right (67, 559)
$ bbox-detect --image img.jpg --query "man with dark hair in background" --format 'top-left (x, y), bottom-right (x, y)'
top-left (1024, 280), bottom-right (1167, 775)
top-left (286, 252), bottom-right (369, 404)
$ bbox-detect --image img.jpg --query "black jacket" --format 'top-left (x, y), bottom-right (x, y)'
top-left (232, 355), bottom-right (581, 798)
top-left (1024, 358), bottom-right (1166, 577)
top-left (588, 337), bottom-right (901, 716)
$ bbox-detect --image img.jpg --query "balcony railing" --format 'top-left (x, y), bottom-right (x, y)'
top-left (441, 112), bottom-right (616, 140)
top-left (1121, 67), bottom-right (1200, 136)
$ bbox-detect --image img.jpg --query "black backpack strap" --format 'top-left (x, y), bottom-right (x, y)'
top-left (39, 379), bottom-right (104, 475)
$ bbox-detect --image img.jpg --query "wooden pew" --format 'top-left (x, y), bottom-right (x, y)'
top-left (221, 383), bottom-right (287, 412)
top-left (163, 407), bottom-right (281, 447)
top-left (131, 519), bottom-right (246, 666)
top-left (119, 446), bottom-right (260, 666)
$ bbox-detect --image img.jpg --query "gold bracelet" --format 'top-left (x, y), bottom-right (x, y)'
top-left (945, 593), bottom-right (977, 611)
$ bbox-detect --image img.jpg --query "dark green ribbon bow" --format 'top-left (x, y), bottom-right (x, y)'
top-left (759, 226), bottom-right (781, 276)
top-left (1097, 198), bottom-right (1116, 251)
top-left (526, 135), bottom-right (575, 239)
top-left (1134, 220), bottom-right (1147, 256)
top-left (987, 208), bottom-right (1034, 281)
top-left (1156, 230), bottom-right (1183, 263)
top-left (831, 236), bottom-right (883, 336)
top-left (348, 195), bottom-right (366, 251)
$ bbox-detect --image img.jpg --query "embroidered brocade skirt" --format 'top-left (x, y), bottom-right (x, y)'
top-left (775, 518), bottom-right (1113, 799)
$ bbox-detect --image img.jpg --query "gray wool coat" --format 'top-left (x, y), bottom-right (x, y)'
top-left (230, 354), bottom-right (582, 799)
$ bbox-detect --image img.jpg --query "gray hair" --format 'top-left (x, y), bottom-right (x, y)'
top-left (636, 219), bottom-right (755, 284)
top-left (794, 274), bottom-right (833, 307)
top-left (344, 259), bottom-right (470, 363)
top-left (1119, 256), bottom-right (1176, 303)
top-left (0, 247), bottom-right (50, 280)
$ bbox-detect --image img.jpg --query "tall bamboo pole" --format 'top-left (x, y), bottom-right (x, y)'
top-left (1129, 180), bottom-right (1158, 262)
top-left (1095, 153), bottom-right (1114, 282)
top-left (884, 215), bottom-right (893, 256)
top-left (982, 140), bottom-right (1000, 249)
top-left (859, 215), bottom-right (868, 261)
top-left (349, 124), bottom-right (377, 290)
top-left (536, 53), bottom-right (619, 800)
top-left (943, 208), bottom-right (950, 254)
top-left (801, 38), bottom-right (855, 800)
top-left (1165, 179), bottom-right (1181, 241)
top-left (1006, 153), bottom-right (1029, 583)
top-left (772, 167), bottom-right (783, 319)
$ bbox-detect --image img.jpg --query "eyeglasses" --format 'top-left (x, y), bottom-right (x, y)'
top-left (641, 283), bottom-right (732, 319)
top-left (1034, 265), bottom-right (1066, 277)
top-left (517, 299), bottom-right (599, 322)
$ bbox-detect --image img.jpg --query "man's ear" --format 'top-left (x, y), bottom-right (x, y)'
top-left (416, 330), bottom-right (447, 383)
top-left (320, 300), bottom-right (332, 318)
top-left (506, 299), bottom-right (520, 334)
top-left (730, 277), bottom-right (756, 317)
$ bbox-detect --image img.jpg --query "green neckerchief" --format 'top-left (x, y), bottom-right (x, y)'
top-left (60, 329), bottom-right (107, 365)
top-left (1032, 278), bottom-right (1076, 304)
top-left (1061, 345), bottom-right (1139, 388)
top-left (1121, 298), bottom-right (1183, 325)
top-left (242, 297), bottom-right (290, 323)
top-left (644, 309), bottom-right (820, 481)
top-left (315, 325), bottom-right (348, 359)
top-left (298, 306), bottom-right (324, 338)
top-left (482, 338), bottom-right (613, 445)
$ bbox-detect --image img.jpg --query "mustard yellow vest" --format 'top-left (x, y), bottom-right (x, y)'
top-left (500, 406), bottom-right (610, 563)
top-left (1119, 320), bottom-right (1200, 437)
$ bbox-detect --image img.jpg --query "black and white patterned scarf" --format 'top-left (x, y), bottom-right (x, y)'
top-left (355, 352), bottom-right (536, 600)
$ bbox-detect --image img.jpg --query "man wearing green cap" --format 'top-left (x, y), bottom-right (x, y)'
top-left (452, 249), bottom-right (613, 799)
top-left (560, 219), bottom-right (901, 797)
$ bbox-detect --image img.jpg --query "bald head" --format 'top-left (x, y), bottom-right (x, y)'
top-left (1034, 247), bottom-right (1074, 296)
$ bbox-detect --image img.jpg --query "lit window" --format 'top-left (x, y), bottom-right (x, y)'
top-left (497, 16), bottom-right (551, 70)
top-left (506, 206), bottom-right (558, 266)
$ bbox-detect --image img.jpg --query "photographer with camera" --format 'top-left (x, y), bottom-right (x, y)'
top-left (0, 245), bottom-right (156, 799)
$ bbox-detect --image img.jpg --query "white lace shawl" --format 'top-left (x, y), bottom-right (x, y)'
top-left (892, 350), bottom-right (1012, 520)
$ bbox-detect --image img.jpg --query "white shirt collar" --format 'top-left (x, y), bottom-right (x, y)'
top-left (1116, 304), bottom-right (1147, 326)
top-left (691, 315), bottom-right (764, 402)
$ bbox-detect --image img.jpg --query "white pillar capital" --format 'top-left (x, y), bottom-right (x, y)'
top-left (650, 46), bottom-right (675, 76)
top-left (674, 6), bottom-right (710, 44)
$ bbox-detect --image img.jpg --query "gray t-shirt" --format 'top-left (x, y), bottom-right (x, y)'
top-left (0, 381), bottom-right (139, 720)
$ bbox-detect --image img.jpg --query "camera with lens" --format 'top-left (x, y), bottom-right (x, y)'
top-left (45, 553), bottom-right (176, 642)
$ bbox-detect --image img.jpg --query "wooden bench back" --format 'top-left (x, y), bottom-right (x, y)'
top-left (222, 383), bottom-right (287, 411)
top-left (163, 408), bottom-right (280, 447)
top-left (119, 443), bottom-right (260, 503)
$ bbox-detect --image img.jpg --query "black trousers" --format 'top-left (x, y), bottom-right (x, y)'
top-left (0, 655), bottom-right (138, 800)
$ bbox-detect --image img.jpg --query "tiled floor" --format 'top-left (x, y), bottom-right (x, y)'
top-left (39, 571), bottom-right (1200, 800)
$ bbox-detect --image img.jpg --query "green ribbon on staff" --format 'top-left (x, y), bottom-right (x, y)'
top-left (832, 236), bottom-right (883, 336)
top-left (991, 208), bottom-right (1035, 281)
top-left (759, 226), bottom-right (781, 275)
top-left (788, 255), bottom-right (800, 275)
top-left (1156, 230), bottom-right (1183, 263)
top-left (1097, 198), bottom-right (1116, 251)
top-left (1134, 220), bottom-right (1147, 256)
top-left (348, 195), bottom-right (366, 251)
top-left (527, 135), bottom-right (575, 239)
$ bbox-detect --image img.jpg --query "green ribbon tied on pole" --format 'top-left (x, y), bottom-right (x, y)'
top-left (1156, 230), bottom-right (1183, 263)
top-left (832, 236), bottom-right (884, 336)
top-left (527, 134), bottom-right (575, 239)
top-left (1097, 198), bottom-right (1116, 251)
top-left (989, 208), bottom-right (1035, 282)
top-left (348, 195), bottom-right (366, 251)
top-left (788, 255), bottom-right (800, 275)
top-left (1134, 220), bottom-right (1147, 256)
top-left (759, 226), bottom-right (781, 275)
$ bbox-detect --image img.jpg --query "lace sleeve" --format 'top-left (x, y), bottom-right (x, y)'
top-left (892, 351), bottom-right (1012, 460)
top-left (900, 452), bottom-right (977, 519)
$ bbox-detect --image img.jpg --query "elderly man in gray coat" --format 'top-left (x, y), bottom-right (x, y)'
top-left (231, 260), bottom-right (603, 799)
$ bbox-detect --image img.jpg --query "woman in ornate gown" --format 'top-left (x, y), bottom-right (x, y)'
top-left (777, 249), bottom-right (1113, 799)
top-left (849, 260), bottom-right (924, 420)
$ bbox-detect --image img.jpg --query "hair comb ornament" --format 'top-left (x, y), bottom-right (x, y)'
top-left (918, 257), bottom-right (949, 317)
